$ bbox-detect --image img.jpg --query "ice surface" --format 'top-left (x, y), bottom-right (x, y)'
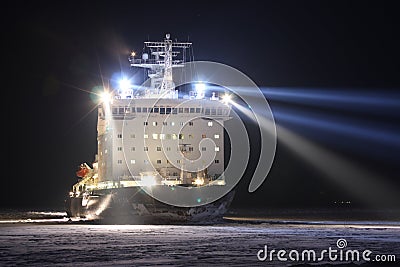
top-left (0, 221), bottom-right (399, 266)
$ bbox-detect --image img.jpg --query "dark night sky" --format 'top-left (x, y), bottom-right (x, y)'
top-left (5, 1), bottom-right (400, 210)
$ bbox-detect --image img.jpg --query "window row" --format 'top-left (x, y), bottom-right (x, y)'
top-left (116, 146), bottom-right (220, 152)
top-left (116, 159), bottom-right (220, 164)
top-left (117, 133), bottom-right (220, 139)
top-left (112, 106), bottom-right (229, 116)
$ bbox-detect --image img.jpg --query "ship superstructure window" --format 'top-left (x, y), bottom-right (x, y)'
top-left (163, 122), bottom-right (168, 126)
top-left (152, 133), bottom-right (158, 139)
top-left (160, 134), bottom-right (165, 140)
top-left (119, 107), bottom-right (124, 114)
top-left (214, 134), bottom-right (220, 139)
top-left (189, 134), bottom-right (193, 139)
top-left (215, 146), bottom-right (220, 152)
top-left (189, 122), bottom-right (194, 126)
top-left (144, 160), bottom-right (149, 164)
top-left (117, 160), bottom-right (122, 164)
top-left (130, 134), bottom-right (136, 138)
top-left (172, 134), bottom-right (177, 140)
top-left (215, 159), bottom-right (219, 163)
top-left (180, 122), bottom-right (184, 126)
top-left (184, 108), bottom-right (189, 113)
top-left (208, 121), bottom-right (213, 127)
top-left (166, 147), bottom-right (171, 151)
top-left (196, 108), bottom-right (201, 113)
top-left (154, 107), bottom-right (159, 113)
top-left (202, 147), bottom-right (206, 151)
top-left (211, 108), bottom-right (216, 115)
top-left (137, 107), bottom-right (142, 112)
top-left (205, 108), bottom-right (210, 115)
top-left (179, 134), bottom-right (184, 140)
top-left (190, 108), bottom-right (195, 113)
top-left (177, 160), bottom-right (181, 164)
top-left (167, 134), bottom-right (171, 139)
top-left (160, 107), bottom-right (165, 114)
top-left (202, 134), bottom-right (206, 138)
top-left (105, 149), bottom-right (108, 154)
top-left (144, 147), bottom-right (148, 151)
top-left (188, 147), bottom-right (194, 152)
top-left (157, 160), bottom-right (162, 164)
top-left (144, 121), bottom-right (148, 125)
top-left (171, 122), bottom-right (175, 126)
top-left (117, 147), bottom-right (122, 151)
top-left (117, 134), bottom-right (122, 138)
top-left (112, 107), bottom-right (118, 114)
top-left (166, 107), bottom-right (171, 114)
top-left (130, 159), bottom-right (136, 164)
top-left (144, 134), bottom-right (148, 139)
top-left (217, 109), bottom-right (222, 115)
top-left (178, 108), bottom-right (183, 113)
top-left (131, 147), bottom-right (135, 151)
top-left (153, 122), bottom-right (158, 126)
top-left (143, 107), bottom-right (147, 113)
top-left (157, 146), bottom-right (162, 151)
top-left (172, 108), bottom-right (177, 114)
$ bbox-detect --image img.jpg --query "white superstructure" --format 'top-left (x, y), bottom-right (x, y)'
top-left (93, 34), bottom-right (232, 190)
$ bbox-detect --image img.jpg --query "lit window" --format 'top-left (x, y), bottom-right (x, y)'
top-left (131, 147), bottom-right (135, 151)
top-left (166, 134), bottom-right (171, 139)
top-left (189, 134), bottom-right (193, 139)
top-left (117, 160), bottom-right (122, 164)
top-left (202, 147), bottom-right (206, 151)
top-left (180, 122), bottom-right (184, 126)
top-left (172, 134), bottom-right (177, 140)
top-left (144, 160), bottom-right (149, 164)
top-left (171, 122), bottom-right (175, 126)
top-left (160, 134), bottom-right (165, 140)
top-left (179, 134), bottom-right (184, 140)
top-left (208, 121), bottom-right (213, 127)
top-left (144, 134), bottom-right (148, 139)
top-left (157, 147), bottom-right (162, 151)
top-left (153, 122), bottom-right (157, 126)
top-left (215, 146), bottom-right (220, 152)
top-left (144, 147), bottom-right (148, 151)
top-left (215, 159), bottom-right (219, 163)
top-left (117, 134), bottom-right (122, 138)
top-left (105, 149), bottom-right (108, 154)
top-left (157, 160), bottom-right (162, 164)
top-left (152, 133), bottom-right (158, 139)
top-left (130, 134), bottom-right (136, 138)
top-left (202, 134), bottom-right (206, 138)
top-left (131, 159), bottom-right (136, 164)
top-left (214, 134), bottom-right (220, 139)
top-left (117, 147), bottom-right (122, 151)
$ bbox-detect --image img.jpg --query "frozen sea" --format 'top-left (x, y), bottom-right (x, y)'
top-left (0, 209), bottom-right (399, 266)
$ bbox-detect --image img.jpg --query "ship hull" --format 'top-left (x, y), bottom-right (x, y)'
top-left (66, 187), bottom-right (235, 224)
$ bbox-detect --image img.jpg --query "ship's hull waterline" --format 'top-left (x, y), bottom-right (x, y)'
top-left (66, 187), bottom-right (235, 224)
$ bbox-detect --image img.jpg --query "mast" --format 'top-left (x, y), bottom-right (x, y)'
top-left (129, 33), bottom-right (192, 98)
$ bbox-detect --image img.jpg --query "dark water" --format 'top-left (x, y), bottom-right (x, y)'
top-left (1, 209), bottom-right (399, 266)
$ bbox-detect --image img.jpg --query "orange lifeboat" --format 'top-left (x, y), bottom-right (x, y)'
top-left (76, 164), bottom-right (89, 178)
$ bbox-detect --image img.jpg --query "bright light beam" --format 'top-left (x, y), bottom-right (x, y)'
top-left (232, 101), bottom-right (400, 207)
